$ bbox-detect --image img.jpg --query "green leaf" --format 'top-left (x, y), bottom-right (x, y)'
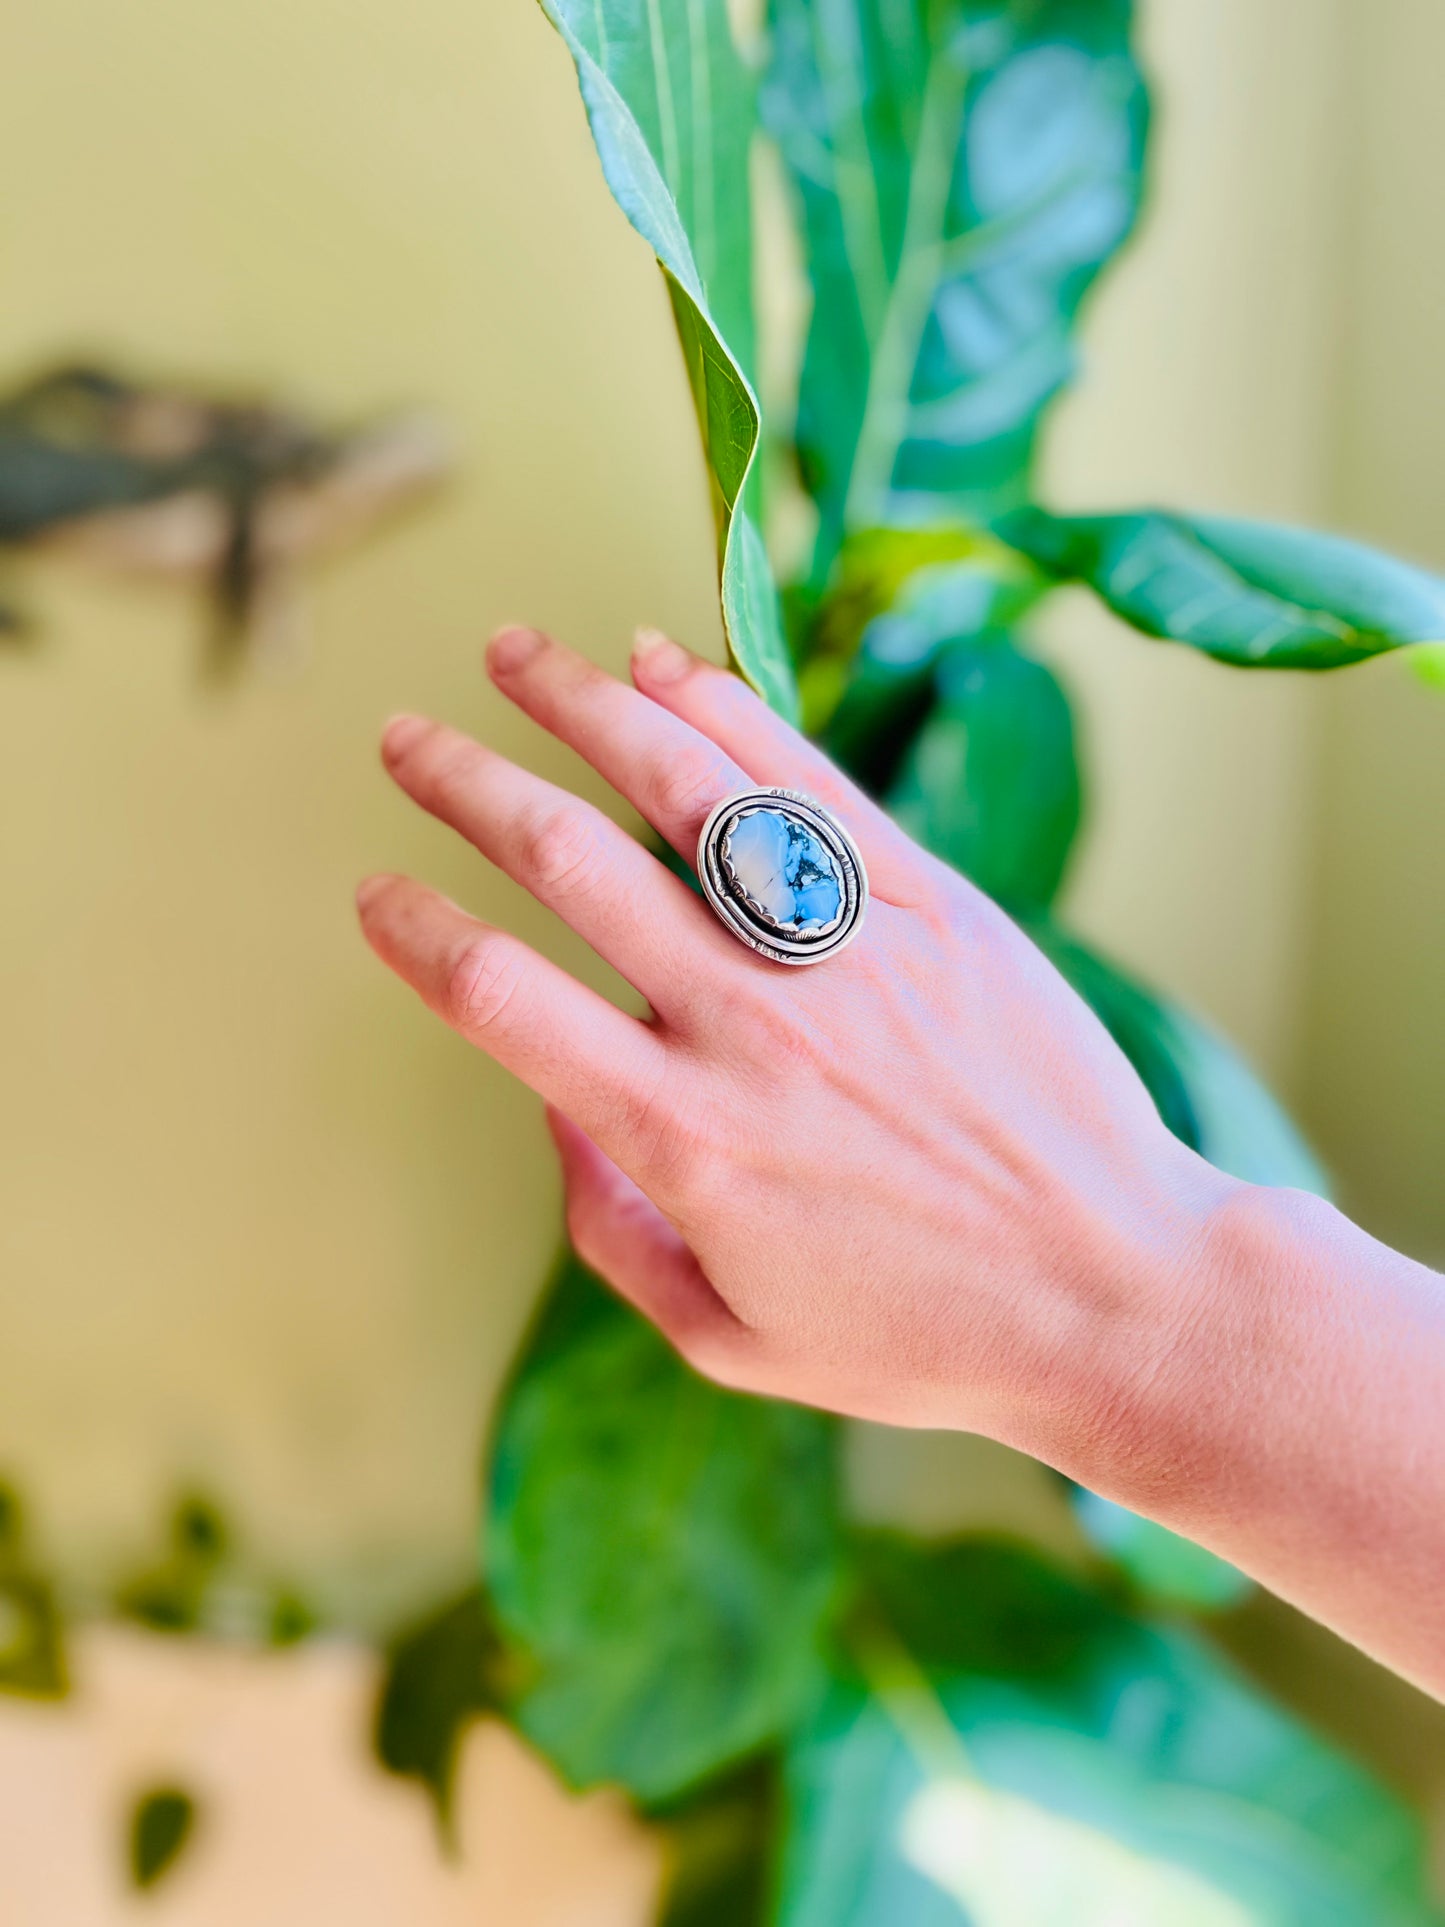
top-left (999, 507), bottom-right (1445, 668)
top-left (129, 1786), bottom-right (198, 1892)
top-left (116, 1492), bottom-right (230, 1635)
top-left (765, 0), bottom-right (1148, 584)
top-left (485, 1258), bottom-right (842, 1806)
top-left (541, 0), bottom-right (796, 715)
top-left (0, 1482), bottom-right (67, 1700)
top-left (374, 1588), bottom-right (502, 1839)
top-left (778, 1538), bottom-right (1438, 1927)
top-left (657, 1756), bottom-right (779, 1927)
top-left (1070, 1491), bottom-right (1254, 1614)
top-left (889, 631), bottom-right (1080, 912)
top-left (1033, 927), bottom-right (1330, 1194)
top-left (856, 1533), bottom-right (1110, 1679)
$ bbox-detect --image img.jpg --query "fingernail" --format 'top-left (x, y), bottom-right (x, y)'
top-left (382, 713), bottom-right (430, 763)
top-left (633, 626), bottom-right (693, 685)
top-left (488, 625), bottom-right (546, 676)
top-left (355, 873), bottom-right (395, 914)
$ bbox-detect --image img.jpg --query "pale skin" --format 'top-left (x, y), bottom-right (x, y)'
top-left (358, 624), bottom-right (1445, 1701)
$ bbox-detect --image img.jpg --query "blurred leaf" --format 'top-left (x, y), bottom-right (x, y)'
top-left (766, 0), bottom-right (1148, 585)
top-left (817, 536), bottom-right (1042, 794)
top-left (658, 1755), bottom-right (779, 1927)
top-left (1413, 640), bottom-right (1445, 689)
top-left (374, 1588), bottom-right (502, 1840)
top-left (1000, 507), bottom-right (1445, 668)
top-left (0, 1480), bottom-right (67, 1700)
top-left (266, 1587), bottom-right (318, 1648)
top-left (889, 631), bottom-right (1080, 912)
top-left (856, 1533), bottom-right (1110, 1679)
top-left (1070, 1491), bottom-right (1253, 1613)
top-left (486, 1257), bottom-right (842, 1806)
top-left (129, 1786), bottom-right (198, 1892)
top-left (116, 1492), bottom-right (230, 1634)
top-left (1034, 927), bottom-right (1330, 1194)
top-left (901, 1774), bottom-right (1251, 1925)
top-left (541, 0), bottom-right (796, 716)
top-left (778, 1538), bottom-right (1437, 1927)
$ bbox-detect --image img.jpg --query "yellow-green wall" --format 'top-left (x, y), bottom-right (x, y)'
top-left (0, 0), bottom-right (1440, 1694)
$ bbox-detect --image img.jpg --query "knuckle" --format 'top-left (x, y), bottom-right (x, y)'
top-left (724, 980), bottom-right (827, 1080)
top-left (625, 1085), bottom-right (716, 1196)
top-left (650, 749), bottom-right (732, 830)
top-left (518, 806), bottom-right (597, 896)
top-left (445, 936), bottom-right (525, 1035)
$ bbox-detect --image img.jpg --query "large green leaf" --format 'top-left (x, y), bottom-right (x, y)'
top-left (1000, 507), bottom-right (1445, 668)
top-left (541, 0), bottom-right (796, 714)
top-left (485, 1258), bottom-right (842, 1806)
top-left (765, 0), bottom-right (1147, 585)
top-left (1033, 927), bottom-right (1330, 1195)
top-left (777, 1538), bottom-right (1438, 1927)
top-left (889, 630), bottom-right (1081, 912)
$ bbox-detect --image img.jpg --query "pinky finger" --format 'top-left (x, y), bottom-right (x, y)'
top-left (547, 1107), bottom-right (752, 1382)
top-left (357, 873), bottom-right (667, 1166)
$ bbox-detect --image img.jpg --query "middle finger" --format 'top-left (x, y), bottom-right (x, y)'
top-left (487, 625), bottom-right (755, 861)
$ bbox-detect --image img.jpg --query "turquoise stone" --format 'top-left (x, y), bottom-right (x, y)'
top-left (725, 809), bottom-right (843, 930)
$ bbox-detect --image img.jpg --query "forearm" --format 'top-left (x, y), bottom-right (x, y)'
top-left (1096, 1179), bottom-right (1445, 1696)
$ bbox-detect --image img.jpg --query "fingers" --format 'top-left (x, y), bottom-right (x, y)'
top-left (486, 625), bottom-right (757, 862)
top-left (379, 713), bottom-right (737, 1013)
top-left (547, 1108), bottom-right (751, 1382)
top-left (357, 873), bottom-right (669, 1168)
top-left (630, 630), bottom-right (931, 903)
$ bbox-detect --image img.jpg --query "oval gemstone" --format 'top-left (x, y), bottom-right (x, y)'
top-left (724, 808), bottom-right (843, 930)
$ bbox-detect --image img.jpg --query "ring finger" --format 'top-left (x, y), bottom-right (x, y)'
top-left (380, 712), bottom-right (739, 1014)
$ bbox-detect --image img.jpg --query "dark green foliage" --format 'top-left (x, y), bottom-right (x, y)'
top-left (889, 632), bottom-right (1081, 912)
top-left (657, 1756), bottom-right (780, 1927)
top-left (486, 1259), bottom-right (842, 1806)
top-left (512, 0), bottom-right (1445, 1914)
top-left (129, 1786), bottom-right (198, 1892)
top-left (0, 1481), bottom-right (67, 1700)
top-left (267, 1588), bottom-right (318, 1648)
top-left (854, 1533), bottom-right (1110, 1678)
top-left (117, 1493), bottom-right (230, 1634)
top-left (1000, 506), bottom-right (1445, 668)
top-left (374, 1589), bottom-right (503, 1838)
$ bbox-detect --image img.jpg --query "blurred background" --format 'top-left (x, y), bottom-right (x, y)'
top-left (0, 0), bottom-right (1442, 1917)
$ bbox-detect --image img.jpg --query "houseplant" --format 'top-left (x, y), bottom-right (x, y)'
top-left (388, 2), bottom-right (1445, 1919)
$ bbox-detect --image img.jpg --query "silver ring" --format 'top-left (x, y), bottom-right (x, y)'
top-left (696, 788), bottom-right (869, 966)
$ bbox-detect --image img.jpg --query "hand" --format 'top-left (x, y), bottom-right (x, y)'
top-left (356, 625), bottom-right (1230, 1485)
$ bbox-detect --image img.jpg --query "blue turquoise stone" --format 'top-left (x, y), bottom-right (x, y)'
top-left (725, 809), bottom-right (843, 929)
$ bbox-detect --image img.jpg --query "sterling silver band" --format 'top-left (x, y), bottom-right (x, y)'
top-left (696, 787), bottom-right (869, 967)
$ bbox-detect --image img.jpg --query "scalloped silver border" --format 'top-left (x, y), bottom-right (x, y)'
top-left (696, 787), bottom-right (869, 967)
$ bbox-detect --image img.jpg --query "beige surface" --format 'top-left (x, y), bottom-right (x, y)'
top-left (0, 1627), bottom-right (658, 1925)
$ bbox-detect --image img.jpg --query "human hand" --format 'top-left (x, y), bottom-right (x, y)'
top-left (357, 626), bottom-right (1235, 1490)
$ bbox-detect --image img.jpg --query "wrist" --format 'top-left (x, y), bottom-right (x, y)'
top-left (1060, 1157), bottom-right (1293, 1522)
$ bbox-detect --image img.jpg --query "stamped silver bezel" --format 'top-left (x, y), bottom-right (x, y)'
top-left (696, 787), bottom-right (869, 967)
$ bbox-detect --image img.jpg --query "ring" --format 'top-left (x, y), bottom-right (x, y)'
top-left (696, 788), bottom-right (869, 967)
